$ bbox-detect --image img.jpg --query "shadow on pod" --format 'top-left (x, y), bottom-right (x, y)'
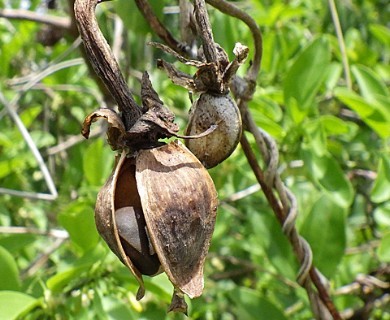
top-left (95, 141), bottom-right (218, 313)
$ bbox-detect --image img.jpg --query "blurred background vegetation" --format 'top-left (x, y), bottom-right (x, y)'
top-left (0, 0), bottom-right (389, 319)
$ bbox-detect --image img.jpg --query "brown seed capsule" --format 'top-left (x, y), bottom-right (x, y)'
top-left (185, 93), bottom-right (242, 168)
top-left (94, 141), bottom-right (218, 305)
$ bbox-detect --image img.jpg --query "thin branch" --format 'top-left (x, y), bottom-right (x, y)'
top-left (205, 0), bottom-right (262, 83)
top-left (179, 0), bottom-right (197, 53)
top-left (0, 8), bottom-right (71, 30)
top-left (221, 183), bottom-right (261, 203)
top-left (134, 0), bottom-right (185, 55)
top-left (208, 253), bottom-right (300, 288)
top-left (112, 14), bottom-right (124, 61)
top-left (335, 273), bottom-right (390, 296)
top-left (46, 127), bottom-right (104, 156)
top-left (0, 188), bottom-right (57, 201)
top-left (0, 226), bottom-right (69, 239)
top-left (341, 294), bottom-right (390, 319)
top-left (328, 0), bottom-right (352, 90)
top-left (74, 0), bottom-right (142, 130)
top-left (345, 240), bottom-right (380, 255)
top-left (17, 58), bottom-right (84, 93)
top-left (21, 238), bottom-right (67, 279)
top-left (6, 37), bottom-right (83, 88)
top-left (0, 92), bottom-right (58, 201)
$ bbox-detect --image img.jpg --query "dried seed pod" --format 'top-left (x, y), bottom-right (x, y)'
top-left (136, 141), bottom-right (218, 298)
top-left (95, 141), bottom-right (218, 307)
top-left (185, 93), bottom-right (242, 168)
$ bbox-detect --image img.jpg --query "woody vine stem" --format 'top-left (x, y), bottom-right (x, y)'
top-left (74, 0), bottom-right (341, 319)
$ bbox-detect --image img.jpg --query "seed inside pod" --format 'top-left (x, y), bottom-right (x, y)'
top-left (115, 206), bottom-right (160, 276)
top-left (94, 141), bottom-right (218, 306)
top-left (113, 159), bottom-right (161, 276)
top-left (185, 93), bottom-right (242, 168)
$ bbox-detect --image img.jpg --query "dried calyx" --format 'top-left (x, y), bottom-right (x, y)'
top-left (83, 73), bottom-right (218, 313)
top-left (154, 42), bottom-right (249, 168)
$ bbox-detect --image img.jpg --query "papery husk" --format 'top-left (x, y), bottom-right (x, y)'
top-left (95, 151), bottom-right (147, 300)
top-left (136, 141), bottom-right (218, 298)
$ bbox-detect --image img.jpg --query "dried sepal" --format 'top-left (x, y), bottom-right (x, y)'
top-left (82, 73), bottom-right (217, 152)
top-left (222, 42), bottom-right (249, 84)
top-left (81, 108), bottom-right (126, 139)
top-left (168, 289), bottom-right (188, 314)
top-left (155, 42), bottom-right (249, 94)
top-left (82, 108), bottom-right (127, 149)
top-left (136, 141), bottom-right (218, 298)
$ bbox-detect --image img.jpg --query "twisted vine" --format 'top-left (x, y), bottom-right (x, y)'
top-left (74, 0), bottom-right (341, 318)
top-left (135, 0), bottom-right (341, 319)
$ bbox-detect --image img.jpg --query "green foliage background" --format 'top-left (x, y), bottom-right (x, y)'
top-left (0, 0), bottom-right (389, 319)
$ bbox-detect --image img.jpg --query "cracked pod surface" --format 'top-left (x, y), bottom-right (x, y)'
top-left (136, 141), bottom-right (218, 298)
top-left (95, 141), bottom-right (218, 300)
top-left (185, 93), bottom-right (242, 168)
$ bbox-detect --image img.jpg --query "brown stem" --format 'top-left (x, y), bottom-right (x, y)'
top-left (193, 0), bottom-right (218, 63)
top-left (74, 0), bottom-right (142, 129)
top-left (205, 0), bottom-right (262, 82)
top-left (240, 133), bottom-right (341, 320)
top-left (134, 0), bottom-right (185, 55)
top-left (0, 8), bottom-right (71, 30)
top-left (204, 1), bottom-right (339, 318)
top-left (67, 0), bottom-right (113, 104)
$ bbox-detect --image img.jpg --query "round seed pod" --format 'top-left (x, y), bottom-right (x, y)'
top-left (94, 141), bottom-right (218, 303)
top-left (185, 93), bottom-right (242, 168)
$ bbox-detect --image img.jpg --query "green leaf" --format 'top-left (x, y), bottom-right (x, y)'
top-left (228, 287), bottom-right (287, 320)
top-left (147, 274), bottom-right (174, 302)
top-left (0, 234), bottom-right (36, 253)
top-left (324, 62), bottom-right (343, 93)
top-left (113, 0), bottom-right (164, 36)
top-left (83, 139), bottom-right (114, 186)
top-left (20, 105), bottom-right (42, 128)
top-left (320, 115), bottom-right (353, 135)
top-left (0, 246), bottom-right (20, 291)
top-left (58, 202), bottom-right (99, 253)
top-left (351, 64), bottom-right (389, 101)
top-left (369, 24), bottom-right (390, 46)
top-left (377, 232), bottom-right (390, 262)
top-left (300, 196), bottom-right (346, 277)
top-left (301, 148), bottom-right (354, 207)
top-left (374, 202), bottom-right (390, 232)
top-left (101, 296), bottom-right (137, 320)
top-left (30, 130), bottom-right (55, 149)
top-left (303, 119), bottom-right (328, 156)
top-left (284, 37), bottom-right (330, 123)
top-left (371, 154), bottom-right (390, 203)
top-left (47, 265), bottom-right (90, 293)
top-left (47, 245), bottom-right (105, 293)
top-left (335, 87), bottom-right (390, 138)
top-left (0, 291), bottom-right (38, 320)
top-left (250, 213), bottom-right (298, 280)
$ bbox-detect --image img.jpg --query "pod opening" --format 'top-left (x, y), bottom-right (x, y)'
top-left (114, 158), bottom-right (161, 276)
